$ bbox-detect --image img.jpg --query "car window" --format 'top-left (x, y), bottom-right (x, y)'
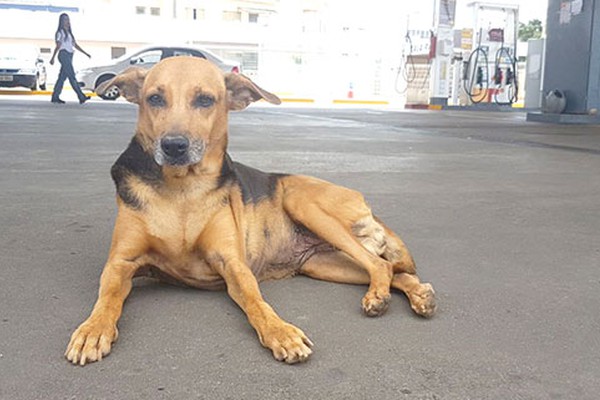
top-left (130, 50), bottom-right (161, 66)
top-left (173, 49), bottom-right (207, 60)
top-left (173, 50), bottom-right (192, 57)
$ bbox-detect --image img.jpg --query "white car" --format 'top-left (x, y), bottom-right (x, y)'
top-left (76, 45), bottom-right (240, 100)
top-left (0, 45), bottom-right (47, 91)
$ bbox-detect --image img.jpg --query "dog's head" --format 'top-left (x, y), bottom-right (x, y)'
top-left (97, 57), bottom-right (281, 169)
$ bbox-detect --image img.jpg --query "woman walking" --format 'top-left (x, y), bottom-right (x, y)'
top-left (50, 13), bottom-right (91, 104)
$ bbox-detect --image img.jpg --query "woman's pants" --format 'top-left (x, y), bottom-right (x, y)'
top-left (52, 50), bottom-right (87, 101)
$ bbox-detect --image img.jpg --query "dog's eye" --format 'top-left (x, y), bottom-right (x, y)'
top-left (147, 94), bottom-right (166, 108)
top-left (194, 95), bottom-right (215, 109)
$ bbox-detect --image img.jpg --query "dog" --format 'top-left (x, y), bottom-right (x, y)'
top-left (65, 57), bottom-right (436, 366)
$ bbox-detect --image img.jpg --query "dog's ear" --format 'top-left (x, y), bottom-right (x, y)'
top-left (225, 73), bottom-right (281, 111)
top-left (96, 67), bottom-right (148, 104)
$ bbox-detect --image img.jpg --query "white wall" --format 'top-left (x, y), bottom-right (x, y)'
top-left (0, 0), bottom-right (442, 101)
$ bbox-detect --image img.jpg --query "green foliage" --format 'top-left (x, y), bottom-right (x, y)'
top-left (518, 19), bottom-right (543, 42)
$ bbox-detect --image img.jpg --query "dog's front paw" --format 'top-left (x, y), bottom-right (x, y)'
top-left (408, 283), bottom-right (436, 318)
top-left (259, 322), bottom-right (313, 364)
top-left (65, 317), bottom-right (118, 366)
top-left (362, 290), bottom-right (391, 317)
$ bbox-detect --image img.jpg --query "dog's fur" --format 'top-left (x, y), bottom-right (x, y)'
top-left (65, 57), bottom-right (436, 365)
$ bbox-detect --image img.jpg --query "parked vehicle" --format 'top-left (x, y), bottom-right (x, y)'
top-left (76, 45), bottom-right (240, 100)
top-left (0, 45), bottom-right (47, 91)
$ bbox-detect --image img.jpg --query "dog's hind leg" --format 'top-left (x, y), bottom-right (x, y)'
top-left (393, 273), bottom-right (436, 318)
top-left (372, 216), bottom-right (417, 275)
top-left (283, 176), bottom-right (437, 317)
top-left (300, 251), bottom-right (370, 286)
top-left (361, 216), bottom-right (436, 317)
top-left (300, 251), bottom-right (436, 318)
top-left (283, 177), bottom-right (393, 316)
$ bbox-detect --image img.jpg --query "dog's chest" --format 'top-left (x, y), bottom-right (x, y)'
top-left (147, 209), bottom-right (205, 251)
top-left (144, 191), bottom-right (222, 255)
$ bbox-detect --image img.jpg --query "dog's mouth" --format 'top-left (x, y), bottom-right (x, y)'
top-left (154, 135), bottom-right (205, 167)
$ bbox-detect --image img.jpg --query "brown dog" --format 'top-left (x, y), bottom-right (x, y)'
top-left (65, 57), bottom-right (436, 366)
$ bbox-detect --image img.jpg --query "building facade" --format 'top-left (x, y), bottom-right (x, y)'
top-left (0, 0), bottom-right (406, 101)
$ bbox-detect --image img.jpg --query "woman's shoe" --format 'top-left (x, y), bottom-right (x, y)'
top-left (51, 98), bottom-right (66, 104)
top-left (79, 96), bottom-right (91, 104)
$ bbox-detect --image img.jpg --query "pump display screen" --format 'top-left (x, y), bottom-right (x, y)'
top-left (488, 29), bottom-right (505, 43)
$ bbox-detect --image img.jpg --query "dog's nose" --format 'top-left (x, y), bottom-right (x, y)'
top-left (161, 136), bottom-right (190, 158)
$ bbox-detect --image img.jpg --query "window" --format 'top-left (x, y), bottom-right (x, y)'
top-left (130, 50), bottom-right (161, 66)
top-left (186, 7), bottom-right (205, 20)
top-left (111, 47), bottom-right (126, 59)
top-left (173, 50), bottom-right (206, 60)
top-left (223, 10), bottom-right (241, 22)
top-left (241, 52), bottom-right (258, 71)
top-left (150, 7), bottom-right (160, 16)
top-left (135, 6), bottom-right (146, 15)
top-left (173, 50), bottom-right (193, 57)
top-left (249, 13), bottom-right (259, 23)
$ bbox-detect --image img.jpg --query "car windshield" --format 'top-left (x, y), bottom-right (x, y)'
top-left (112, 47), bottom-right (154, 63)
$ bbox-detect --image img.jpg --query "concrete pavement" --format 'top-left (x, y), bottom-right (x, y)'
top-left (1, 97), bottom-right (599, 399)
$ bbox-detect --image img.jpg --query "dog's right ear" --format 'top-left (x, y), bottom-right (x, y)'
top-left (96, 67), bottom-right (148, 104)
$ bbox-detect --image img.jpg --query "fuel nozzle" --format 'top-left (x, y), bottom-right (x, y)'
top-left (493, 67), bottom-right (503, 85)
top-left (506, 68), bottom-right (514, 85)
top-left (476, 66), bottom-right (484, 87)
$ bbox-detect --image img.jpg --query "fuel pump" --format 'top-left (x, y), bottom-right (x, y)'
top-left (493, 40), bottom-right (518, 105)
top-left (463, 28), bottom-right (489, 103)
top-left (462, 2), bottom-right (519, 106)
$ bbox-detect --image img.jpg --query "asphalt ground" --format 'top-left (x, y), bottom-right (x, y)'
top-left (1, 96), bottom-right (599, 400)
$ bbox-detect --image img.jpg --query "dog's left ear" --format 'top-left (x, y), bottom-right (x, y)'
top-left (96, 67), bottom-right (148, 104)
top-left (225, 73), bottom-right (281, 111)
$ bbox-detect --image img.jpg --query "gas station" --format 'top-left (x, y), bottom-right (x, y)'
top-left (1, 1), bottom-right (600, 399)
top-left (404, 0), bottom-right (599, 124)
top-left (0, 0), bottom-right (598, 119)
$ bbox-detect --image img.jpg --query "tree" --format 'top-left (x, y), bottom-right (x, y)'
top-left (518, 19), bottom-right (543, 42)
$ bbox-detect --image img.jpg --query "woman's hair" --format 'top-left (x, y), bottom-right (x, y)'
top-left (55, 13), bottom-right (74, 40)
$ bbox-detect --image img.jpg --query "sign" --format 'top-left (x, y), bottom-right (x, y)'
top-left (461, 29), bottom-right (473, 50)
top-left (438, 0), bottom-right (457, 27)
top-left (560, 2), bottom-right (572, 24)
top-left (571, 0), bottom-right (583, 15)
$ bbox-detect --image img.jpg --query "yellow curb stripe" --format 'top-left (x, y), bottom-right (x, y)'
top-left (0, 90), bottom-right (38, 95)
top-left (0, 90), bottom-right (97, 97)
top-left (427, 105), bottom-right (443, 110)
top-left (280, 98), bottom-right (315, 103)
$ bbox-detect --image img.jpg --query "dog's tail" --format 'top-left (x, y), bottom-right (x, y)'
top-left (352, 215), bottom-right (417, 275)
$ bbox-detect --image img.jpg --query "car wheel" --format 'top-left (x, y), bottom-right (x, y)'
top-left (30, 76), bottom-right (38, 91)
top-left (95, 75), bottom-right (120, 100)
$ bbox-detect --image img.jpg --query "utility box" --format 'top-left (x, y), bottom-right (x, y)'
top-left (524, 39), bottom-right (545, 109)
top-left (542, 0), bottom-right (600, 114)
